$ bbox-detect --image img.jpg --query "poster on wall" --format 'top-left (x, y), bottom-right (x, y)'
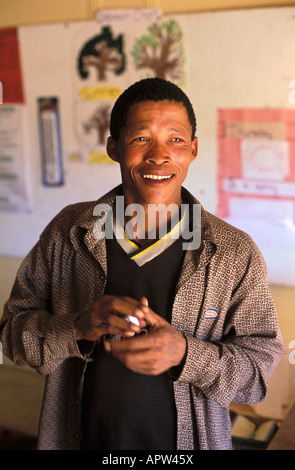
top-left (0, 27), bottom-right (25, 105)
top-left (217, 108), bottom-right (295, 285)
top-left (71, 10), bottom-right (186, 164)
top-left (0, 105), bottom-right (31, 213)
top-left (0, 27), bottom-right (30, 213)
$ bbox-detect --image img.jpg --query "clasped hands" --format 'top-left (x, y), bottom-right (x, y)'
top-left (74, 295), bottom-right (187, 376)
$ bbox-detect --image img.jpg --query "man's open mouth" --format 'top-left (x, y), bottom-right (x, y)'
top-left (142, 174), bottom-right (173, 180)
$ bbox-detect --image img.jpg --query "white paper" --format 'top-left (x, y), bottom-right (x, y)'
top-left (0, 105), bottom-right (31, 212)
top-left (228, 197), bottom-right (295, 248)
top-left (223, 178), bottom-right (295, 198)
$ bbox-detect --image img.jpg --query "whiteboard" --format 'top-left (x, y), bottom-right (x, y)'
top-left (1, 7), bottom-right (295, 286)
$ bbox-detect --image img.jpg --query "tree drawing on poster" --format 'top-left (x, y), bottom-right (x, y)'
top-left (77, 26), bottom-right (126, 82)
top-left (83, 104), bottom-right (111, 145)
top-left (75, 25), bottom-right (126, 164)
top-left (73, 20), bottom-right (185, 165)
top-left (131, 20), bottom-right (184, 83)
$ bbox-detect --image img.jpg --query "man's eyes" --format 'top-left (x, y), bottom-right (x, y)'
top-left (128, 136), bottom-right (149, 143)
top-left (171, 137), bottom-right (184, 142)
top-left (131, 137), bottom-right (184, 143)
top-left (134, 137), bottom-right (149, 141)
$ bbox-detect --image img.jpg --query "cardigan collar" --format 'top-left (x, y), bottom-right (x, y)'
top-left (70, 185), bottom-right (217, 272)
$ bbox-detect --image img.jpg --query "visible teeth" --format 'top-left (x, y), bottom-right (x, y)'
top-left (143, 174), bottom-right (172, 180)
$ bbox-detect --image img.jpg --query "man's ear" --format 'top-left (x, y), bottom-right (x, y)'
top-left (106, 136), bottom-right (119, 163)
top-left (191, 137), bottom-right (198, 161)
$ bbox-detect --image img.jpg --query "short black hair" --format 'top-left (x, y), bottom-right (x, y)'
top-left (110, 77), bottom-right (197, 141)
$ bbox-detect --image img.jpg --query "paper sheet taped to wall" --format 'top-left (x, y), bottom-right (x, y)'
top-left (0, 105), bottom-right (31, 212)
top-left (217, 109), bottom-right (295, 284)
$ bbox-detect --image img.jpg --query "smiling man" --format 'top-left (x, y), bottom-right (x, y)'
top-left (107, 99), bottom-right (198, 207)
top-left (0, 78), bottom-right (283, 451)
top-left (106, 98), bottom-right (198, 245)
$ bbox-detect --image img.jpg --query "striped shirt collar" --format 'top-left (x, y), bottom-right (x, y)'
top-left (113, 206), bottom-right (189, 266)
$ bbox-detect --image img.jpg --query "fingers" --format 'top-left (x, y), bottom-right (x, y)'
top-left (104, 330), bottom-right (176, 376)
top-left (75, 295), bottom-right (148, 342)
top-left (140, 297), bottom-right (149, 307)
top-left (104, 335), bottom-right (158, 374)
top-left (92, 296), bottom-right (146, 324)
top-left (92, 321), bottom-right (137, 339)
top-left (103, 313), bottom-right (187, 376)
top-left (135, 301), bottom-right (164, 328)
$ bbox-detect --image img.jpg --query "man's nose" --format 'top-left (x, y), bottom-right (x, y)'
top-left (144, 140), bottom-right (171, 165)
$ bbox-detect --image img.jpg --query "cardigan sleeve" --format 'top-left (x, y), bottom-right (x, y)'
top-left (175, 235), bottom-right (283, 408)
top-left (0, 236), bottom-right (93, 376)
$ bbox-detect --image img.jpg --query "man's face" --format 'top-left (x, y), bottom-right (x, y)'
top-left (107, 100), bottom-right (198, 207)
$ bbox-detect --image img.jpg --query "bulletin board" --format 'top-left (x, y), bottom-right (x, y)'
top-left (1, 7), bottom-right (295, 286)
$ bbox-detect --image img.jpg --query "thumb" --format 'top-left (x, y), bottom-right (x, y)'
top-left (140, 296), bottom-right (149, 307)
top-left (139, 298), bottom-right (166, 327)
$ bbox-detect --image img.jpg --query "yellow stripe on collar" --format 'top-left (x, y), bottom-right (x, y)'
top-left (113, 207), bottom-right (188, 266)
